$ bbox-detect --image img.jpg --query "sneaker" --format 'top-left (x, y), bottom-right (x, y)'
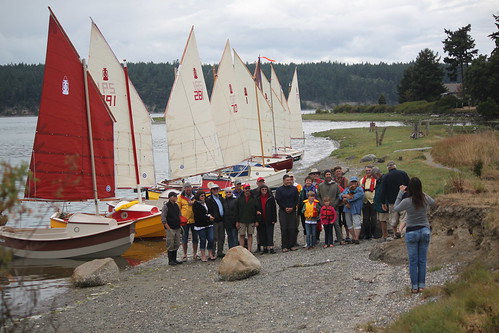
top-left (354, 240), bottom-right (360, 244)
top-left (345, 238), bottom-right (352, 243)
top-left (385, 237), bottom-right (394, 241)
top-left (395, 232), bottom-right (402, 239)
top-left (269, 249), bottom-right (276, 254)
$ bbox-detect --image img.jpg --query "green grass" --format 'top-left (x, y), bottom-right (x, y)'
top-left (313, 125), bottom-right (479, 196)
top-left (384, 263), bottom-right (499, 333)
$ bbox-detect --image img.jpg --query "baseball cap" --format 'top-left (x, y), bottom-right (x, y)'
top-left (350, 176), bottom-right (358, 182)
top-left (257, 177), bottom-right (265, 182)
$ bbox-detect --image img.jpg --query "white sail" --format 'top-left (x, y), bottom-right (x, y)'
top-left (165, 27), bottom-right (225, 180)
top-left (269, 65), bottom-right (292, 149)
top-left (88, 21), bottom-right (156, 188)
top-left (233, 50), bottom-right (274, 161)
top-left (287, 68), bottom-right (304, 139)
top-left (210, 41), bottom-right (250, 166)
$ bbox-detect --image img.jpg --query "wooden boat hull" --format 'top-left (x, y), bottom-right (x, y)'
top-left (51, 203), bottom-right (165, 239)
top-left (268, 156), bottom-right (293, 171)
top-left (0, 215), bottom-right (135, 259)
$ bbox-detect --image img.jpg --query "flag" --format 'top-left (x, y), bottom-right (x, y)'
top-left (261, 56), bottom-right (276, 62)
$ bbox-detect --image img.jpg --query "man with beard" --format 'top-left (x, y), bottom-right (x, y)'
top-left (318, 169), bottom-right (344, 245)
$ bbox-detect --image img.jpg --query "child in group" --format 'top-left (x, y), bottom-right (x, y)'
top-left (320, 196), bottom-right (337, 248)
top-left (301, 191), bottom-right (321, 249)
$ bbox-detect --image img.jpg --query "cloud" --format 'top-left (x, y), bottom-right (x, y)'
top-left (0, 0), bottom-right (496, 65)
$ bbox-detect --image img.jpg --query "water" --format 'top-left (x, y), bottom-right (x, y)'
top-left (0, 114), bottom-right (403, 316)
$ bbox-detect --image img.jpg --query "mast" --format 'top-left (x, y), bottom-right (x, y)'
top-left (82, 58), bottom-right (99, 215)
top-left (123, 59), bottom-right (142, 202)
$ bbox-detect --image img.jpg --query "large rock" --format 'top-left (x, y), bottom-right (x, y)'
top-left (72, 258), bottom-right (120, 288)
top-left (218, 246), bottom-right (261, 281)
top-left (360, 154), bottom-right (377, 162)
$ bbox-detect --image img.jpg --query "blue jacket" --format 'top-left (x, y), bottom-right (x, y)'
top-left (340, 186), bottom-right (364, 215)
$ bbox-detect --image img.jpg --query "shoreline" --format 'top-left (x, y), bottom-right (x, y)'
top-left (23, 155), bottom-right (461, 333)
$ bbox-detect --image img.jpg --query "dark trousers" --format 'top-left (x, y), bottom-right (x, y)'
top-left (279, 209), bottom-right (297, 250)
top-left (213, 221), bottom-right (225, 255)
top-left (324, 224), bottom-right (333, 245)
top-left (257, 223), bottom-right (275, 247)
top-left (362, 202), bottom-right (377, 239)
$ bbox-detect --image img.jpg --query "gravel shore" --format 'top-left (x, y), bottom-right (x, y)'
top-left (29, 156), bottom-right (461, 333)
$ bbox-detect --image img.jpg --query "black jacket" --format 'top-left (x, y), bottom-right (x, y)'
top-left (255, 194), bottom-right (277, 224)
top-left (206, 194), bottom-right (227, 223)
top-left (193, 201), bottom-right (213, 228)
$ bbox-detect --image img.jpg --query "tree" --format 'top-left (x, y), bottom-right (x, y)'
top-left (442, 24), bottom-right (478, 94)
top-left (398, 49), bottom-right (446, 103)
top-left (489, 13), bottom-right (499, 54)
top-left (465, 14), bottom-right (499, 107)
top-left (378, 94), bottom-right (387, 105)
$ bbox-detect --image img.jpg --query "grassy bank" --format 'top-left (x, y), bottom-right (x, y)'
top-left (383, 263), bottom-right (499, 333)
top-left (323, 125), bottom-right (499, 332)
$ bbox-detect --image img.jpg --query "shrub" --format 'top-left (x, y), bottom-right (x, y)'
top-left (477, 97), bottom-right (499, 118)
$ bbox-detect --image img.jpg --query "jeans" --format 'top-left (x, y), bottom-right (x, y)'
top-left (197, 226), bottom-right (214, 250)
top-left (226, 226), bottom-right (238, 249)
top-left (405, 227), bottom-right (431, 289)
top-left (305, 223), bottom-right (317, 248)
top-left (181, 224), bottom-right (199, 244)
top-left (323, 224), bottom-right (333, 245)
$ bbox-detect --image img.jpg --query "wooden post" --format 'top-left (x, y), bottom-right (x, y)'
top-left (425, 120), bottom-right (430, 136)
top-left (375, 127), bottom-right (379, 146)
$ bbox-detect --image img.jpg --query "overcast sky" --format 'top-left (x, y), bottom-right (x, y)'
top-left (1, 0), bottom-right (497, 66)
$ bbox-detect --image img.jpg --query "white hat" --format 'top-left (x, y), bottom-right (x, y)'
top-left (208, 182), bottom-right (220, 189)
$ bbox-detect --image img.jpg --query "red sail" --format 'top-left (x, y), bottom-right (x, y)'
top-left (25, 10), bottom-right (115, 201)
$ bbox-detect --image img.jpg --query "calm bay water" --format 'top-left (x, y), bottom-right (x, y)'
top-left (0, 114), bottom-right (403, 315)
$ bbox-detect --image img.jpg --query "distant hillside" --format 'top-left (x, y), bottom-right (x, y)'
top-left (0, 61), bottom-right (411, 116)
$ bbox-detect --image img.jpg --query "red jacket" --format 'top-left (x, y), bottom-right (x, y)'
top-left (320, 205), bottom-right (337, 225)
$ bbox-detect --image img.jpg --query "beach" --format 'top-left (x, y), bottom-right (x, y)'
top-left (24, 156), bottom-right (461, 333)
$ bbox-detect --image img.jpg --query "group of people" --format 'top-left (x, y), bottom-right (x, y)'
top-left (161, 162), bottom-right (435, 293)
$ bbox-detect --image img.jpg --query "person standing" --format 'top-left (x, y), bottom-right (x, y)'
top-left (162, 192), bottom-right (183, 266)
top-left (360, 165), bottom-right (377, 240)
top-left (394, 177), bottom-right (435, 293)
top-left (223, 187), bottom-right (239, 249)
top-left (339, 177), bottom-right (364, 244)
top-left (193, 191), bottom-right (216, 262)
top-left (320, 197), bottom-right (337, 248)
top-left (309, 168), bottom-right (323, 188)
top-left (298, 176), bottom-right (317, 247)
top-left (275, 174), bottom-right (299, 252)
top-left (235, 184), bottom-right (258, 252)
top-left (233, 180), bottom-right (244, 198)
top-left (251, 177), bottom-right (266, 253)
top-left (178, 182), bottom-right (198, 261)
top-left (371, 167), bottom-right (390, 241)
top-left (301, 191), bottom-right (321, 249)
top-left (255, 185), bottom-right (277, 254)
top-left (318, 169), bottom-right (344, 245)
top-left (206, 183), bottom-right (227, 258)
top-left (379, 161), bottom-right (410, 238)
top-left (333, 166), bottom-right (350, 242)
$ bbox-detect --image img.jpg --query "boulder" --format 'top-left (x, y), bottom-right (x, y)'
top-left (218, 246), bottom-right (261, 281)
top-left (360, 154), bottom-right (377, 162)
top-left (72, 258), bottom-right (120, 288)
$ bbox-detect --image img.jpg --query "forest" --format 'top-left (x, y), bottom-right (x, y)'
top-left (0, 61), bottom-right (412, 115)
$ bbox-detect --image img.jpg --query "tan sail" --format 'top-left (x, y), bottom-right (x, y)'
top-left (88, 21), bottom-right (156, 189)
top-left (288, 68), bottom-right (304, 139)
top-left (211, 40), bottom-right (250, 166)
top-left (164, 27), bottom-right (225, 180)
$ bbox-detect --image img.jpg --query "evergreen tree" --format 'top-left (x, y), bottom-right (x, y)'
top-left (442, 24), bottom-right (478, 94)
top-left (378, 94), bottom-right (387, 105)
top-left (489, 13), bottom-right (499, 54)
top-left (397, 49), bottom-right (446, 103)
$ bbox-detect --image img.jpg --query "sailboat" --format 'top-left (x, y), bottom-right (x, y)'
top-left (0, 8), bottom-right (135, 259)
top-left (287, 67), bottom-right (305, 141)
top-left (50, 20), bottom-right (163, 238)
top-left (227, 50), bottom-right (287, 187)
top-left (270, 65), bottom-right (304, 161)
top-left (165, 27), bottom-right (226, 182)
